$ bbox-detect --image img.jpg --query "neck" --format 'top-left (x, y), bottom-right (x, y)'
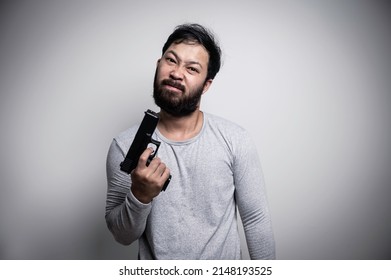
top-left (157, 109), bottom-right (204, 141)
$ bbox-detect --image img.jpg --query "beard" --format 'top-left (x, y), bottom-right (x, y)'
top-left (153, 70), bottom-right (205, 117)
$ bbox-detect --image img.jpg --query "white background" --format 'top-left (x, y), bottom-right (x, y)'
top-left (0, 0), bottom-right (390, 259)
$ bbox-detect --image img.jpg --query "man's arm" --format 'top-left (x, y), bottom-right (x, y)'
top-left (105, 139), bottom-right (152, 245)
top-left (233, 131), bottom-right (276, 259)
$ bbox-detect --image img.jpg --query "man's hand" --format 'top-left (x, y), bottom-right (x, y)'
top-left (130, 147), bottom-right (170, 204)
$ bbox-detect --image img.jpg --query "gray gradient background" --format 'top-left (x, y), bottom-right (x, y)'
top-left (1, 0), bottom-right (390, 259)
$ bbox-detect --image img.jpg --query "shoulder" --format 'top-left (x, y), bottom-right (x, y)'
top-left (203, 112), bottom-right (253, 152)
top-left (113, 124), bottom-right (140, 154)
top-left (204, 112), bottom-right (248, 138)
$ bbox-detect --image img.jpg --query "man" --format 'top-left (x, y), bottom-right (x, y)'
top-left (105, 23), bottom-right (275, 259)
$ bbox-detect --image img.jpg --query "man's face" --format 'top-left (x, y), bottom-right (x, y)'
top-left (153, 42), bottom-right (212, 116)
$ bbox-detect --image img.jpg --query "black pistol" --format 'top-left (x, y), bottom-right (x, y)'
top-left (120, 109), bottom-right (171, 191)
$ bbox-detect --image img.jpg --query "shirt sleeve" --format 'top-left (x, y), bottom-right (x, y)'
top-left (105, 139), bottom-right (152, 245)
top-left (233, 130), bottom-right (276, 259)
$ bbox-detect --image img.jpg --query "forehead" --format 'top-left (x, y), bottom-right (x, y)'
top-left (164, 42), bottom-right (209, 66)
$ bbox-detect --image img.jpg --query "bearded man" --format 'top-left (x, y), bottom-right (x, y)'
top-left (105, 23), bottom-right (275, 260)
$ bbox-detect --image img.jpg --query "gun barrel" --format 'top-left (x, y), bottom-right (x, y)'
top-left (120, 110), bottom-right (159, 174)
top-left (120, 109), bottom-right (170, 191)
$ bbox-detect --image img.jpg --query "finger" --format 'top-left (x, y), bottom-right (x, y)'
top-left (161, 167), bottom-right (170, 180)
top-left (152, 161), bottom-right (167, 177)
top-left (147, 156), bottom-right (162, 172)
top-left (137, 147), bottom-right (154, 168)
top-left (159, 168), bottom-right (171, 190)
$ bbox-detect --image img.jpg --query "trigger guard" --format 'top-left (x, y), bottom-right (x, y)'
top-left (150, 138), bottom-right (161, 157)
top-left (146, 138), bottom-right (161, 165)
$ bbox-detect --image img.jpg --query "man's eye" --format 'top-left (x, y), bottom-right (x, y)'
top-left (166, 57), bottom-right (176, 63)
top-left (188, 67), bottom-right (199, 73)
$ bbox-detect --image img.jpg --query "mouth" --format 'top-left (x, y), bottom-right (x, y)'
top-left (162, 79), bottom-right (185, 93)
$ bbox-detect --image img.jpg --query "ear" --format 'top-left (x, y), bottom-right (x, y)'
top-left (156, 58), bottom-right (161, 66)
top-left (202, 79), bottom-right (213, 94)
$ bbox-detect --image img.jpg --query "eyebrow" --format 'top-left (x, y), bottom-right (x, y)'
top-left (165, 50), bottom-right (204, 69)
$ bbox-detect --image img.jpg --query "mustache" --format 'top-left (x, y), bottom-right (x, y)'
top-left (161, 79), bottom-right (185, 92)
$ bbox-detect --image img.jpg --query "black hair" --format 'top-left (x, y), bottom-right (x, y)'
top-left (162, 23), bottom-right (222, 80)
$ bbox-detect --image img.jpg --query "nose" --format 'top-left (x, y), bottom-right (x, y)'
top-left (169, 66), bottom-right (184, 80)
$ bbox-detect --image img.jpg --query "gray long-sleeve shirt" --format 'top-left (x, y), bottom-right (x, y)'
top-left (105, 112), bottom-right (275, 259)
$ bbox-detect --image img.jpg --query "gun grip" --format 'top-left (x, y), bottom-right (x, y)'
top-left (162, 175), bottom-right (172, 192)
